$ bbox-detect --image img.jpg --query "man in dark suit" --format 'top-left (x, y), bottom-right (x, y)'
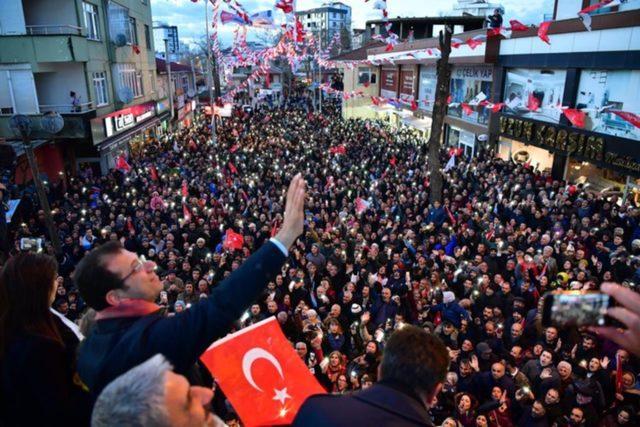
top-left (75, 174), bottom-right (306, 396)
top-left (293, 326), bottom-right (450, 426)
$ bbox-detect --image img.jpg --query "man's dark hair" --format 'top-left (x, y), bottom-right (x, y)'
top-left (75, 241), bottom-right (125, 311)
top-left (380, 325), bottom-right (450, 397)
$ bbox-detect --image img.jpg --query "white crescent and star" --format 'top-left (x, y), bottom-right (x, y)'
top-left (241, 347), bottom-right (291, 405)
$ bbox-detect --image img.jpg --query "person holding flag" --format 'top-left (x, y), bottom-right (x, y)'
top-left (74, 174), bottom-right (306, 396)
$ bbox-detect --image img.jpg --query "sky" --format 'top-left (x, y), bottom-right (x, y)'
top-left (150, 0), bottom-right (554, 50)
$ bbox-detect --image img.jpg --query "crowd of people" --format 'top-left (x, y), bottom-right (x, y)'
top-left (1, 99), bottom-right (640, 426)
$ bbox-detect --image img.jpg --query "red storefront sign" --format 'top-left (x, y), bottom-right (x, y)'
top-left (380, 68), bottom-right (399, 99)
top-left (96, 101), bottom-right (157, 138)
top-left (400, 69), bottom-right (415, 102)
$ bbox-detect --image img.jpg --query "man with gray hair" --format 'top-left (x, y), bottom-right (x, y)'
top-left (92, 354), bottom-right (226, 427)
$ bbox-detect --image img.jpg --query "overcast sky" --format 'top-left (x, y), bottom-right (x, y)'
top-left (151, 0), bottom-right (554, 50)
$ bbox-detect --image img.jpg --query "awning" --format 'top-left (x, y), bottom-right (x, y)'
top-left (98, 115), bottom-right (161, 152)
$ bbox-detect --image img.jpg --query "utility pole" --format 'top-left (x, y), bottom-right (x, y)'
top-left (164, 39), bottom-right (175, 129)
top-left (318, 31), bottom-right (323, 115)
top-left (426, 26), bottom-right (453, 204)
top-left (190, 57), bottom-right (197, 103)
top-left (205, 0), bottom-right (217, 143)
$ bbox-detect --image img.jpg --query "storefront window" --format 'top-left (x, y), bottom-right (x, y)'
top-left (565, 158), bottom-right (627, 192)
top-left (503, 68), bottom-right (566, 124)
top-left (418, 66), bottom-right (436, 112)
top-left (498, 137), bottom-right (555, 173)
top-left (448, 66), bottom-right (493, 125)
top-left (576, 69), bottom-right (640, 141)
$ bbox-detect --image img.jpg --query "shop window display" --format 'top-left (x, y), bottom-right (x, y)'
top-left (448, 66), bottom-right (493, 125)
top-left (576, 70), bottom-right (640, 141)
top-left (503, 68), bottom-right (566, 124)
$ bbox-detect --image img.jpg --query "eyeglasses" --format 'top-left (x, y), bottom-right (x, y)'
top-left (121, 256), bottom-right (156, 284)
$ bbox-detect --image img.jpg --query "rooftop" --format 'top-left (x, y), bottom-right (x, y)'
top-left (155, 57), bottom-right (193, 73)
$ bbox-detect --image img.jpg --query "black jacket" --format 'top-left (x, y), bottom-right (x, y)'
top-left (293, 381), bottom-right (435, 426)
top-left (78, 241), bottom-right (285, 396)
top-left (1, 316), bottom-right (91, 426)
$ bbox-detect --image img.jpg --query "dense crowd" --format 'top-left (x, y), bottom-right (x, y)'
top-left (2, 100), bottom-right (640, 426)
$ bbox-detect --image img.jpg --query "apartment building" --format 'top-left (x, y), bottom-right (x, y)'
top-left (0, 0), bottom-right (161, 177)
top-left (295, 1), bottom-right (351, 47)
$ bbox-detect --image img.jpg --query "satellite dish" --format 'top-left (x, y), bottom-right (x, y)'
top-left (118, 87), bottom-right (134, 104)
top-left (477, 134), bottom-right (488, 142)
top-left (115, 34), bottom-right (127, 47)
top-left (41, 112), bottom-right (65, 134)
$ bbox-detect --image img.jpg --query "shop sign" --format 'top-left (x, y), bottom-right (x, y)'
top-left (454, 66), bottom-right (493, 81)
top-left (399, 70), bottom-right (415, 102)
top-left (99, 102), bottom-right (156, 139)
top-left (499, 115), bottom-right (640, 175)
top-left (380, 68), bottom-right (398, 99)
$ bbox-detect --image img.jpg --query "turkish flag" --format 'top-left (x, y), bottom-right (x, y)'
top-left (490, 102), bottom-right (506, 113)
top-left (615, 352), bottom-right (624, 393)
top-left (410, 100), bottom-right (418, 111)
top-left (611, 110), bottom-right (640, 129)
top-left (275, 0), bottom-right (293, 14)
top-left (181, 180), bottom-right (189, 198)
top-left (466, 37), bottom-right (484, 50)
top-left (200, 317), bottom-right (325, 426)
top-left (537, 21), bottom-right (552, 45)
top-left (182, 203), bottom-right (192, 222)
top-left (355, 197), bottom-right (371, 215)
top-left (446, 94), bottom-right (453, 104)
top-left (390, 156), bottom-right (397, 167)
top-left (149, 165), bottom-right (159, 181)
top-left (223, 229), bottom-right (244, 250)
top-left (563, 108), bottom-right (586, 128)
top-left (116, 154), bottom-right (131, 173)
top-left (509, 20), bottom-right (529, 32)
top-left (580, 0), bottom-right (617, 14)
top-left (461, 103), bottom-right (474, 116)
top-left (228, 162), bottom-right (238, 174)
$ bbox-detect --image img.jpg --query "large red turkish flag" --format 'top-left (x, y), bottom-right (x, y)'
top-left (223, 229), bottom-right (244, 250)
top-left (200, 317), bottom-right (325, 426)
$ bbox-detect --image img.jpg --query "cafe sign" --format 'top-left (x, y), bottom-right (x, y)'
top-left (500, 115), bottom-right (640, 175)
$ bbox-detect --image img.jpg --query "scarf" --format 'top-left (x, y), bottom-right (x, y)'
top-left (96, 298), bottom-right (161, 321)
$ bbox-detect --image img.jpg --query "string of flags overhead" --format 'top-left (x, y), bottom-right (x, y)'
top-left (199, 0), bottom-right (638, 130)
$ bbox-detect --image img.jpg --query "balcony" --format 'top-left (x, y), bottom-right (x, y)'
top-left (39, 102), bottom-right (95, 114)
top-left (0, 28), bottom-right (89, 64)
top-left (25, 24), bottom-right (82, 36)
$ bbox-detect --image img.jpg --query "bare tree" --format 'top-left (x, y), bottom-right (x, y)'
top-left (426, 26), bottom-right (453, 204)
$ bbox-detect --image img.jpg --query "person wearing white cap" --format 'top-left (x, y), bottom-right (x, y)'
top-left (431, 291), bottom-right (470, 329)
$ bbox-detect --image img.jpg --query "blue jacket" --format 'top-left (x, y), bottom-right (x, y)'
top-left (431, 301), bottom-right (470, 328)
top-left (78, 241), bottom-right (285, 395)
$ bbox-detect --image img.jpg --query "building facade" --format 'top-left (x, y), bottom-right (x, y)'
top-left (153, 21), bottom-right (179, 62)
top-left (492, 2), bottom-right (640, 200)
top-left (155, 57), bottom-right (197, 130)
top-left (0, 0), bottom-right (160, 177)
top-left (295, 1), bottom-right (351, 47)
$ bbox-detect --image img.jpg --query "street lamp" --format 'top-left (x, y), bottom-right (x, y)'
top-left (9, 114), bottom-right (63, 256)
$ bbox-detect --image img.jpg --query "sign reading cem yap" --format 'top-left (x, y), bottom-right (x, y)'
top-left (499, 115), bottom-right (640, 175)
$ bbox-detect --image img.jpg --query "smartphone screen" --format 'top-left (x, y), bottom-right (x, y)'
top-left (542, 291), bottom-right (611, 328)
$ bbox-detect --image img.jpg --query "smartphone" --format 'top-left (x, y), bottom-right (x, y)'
top-left (541, 291), bottom-right (613, 328)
